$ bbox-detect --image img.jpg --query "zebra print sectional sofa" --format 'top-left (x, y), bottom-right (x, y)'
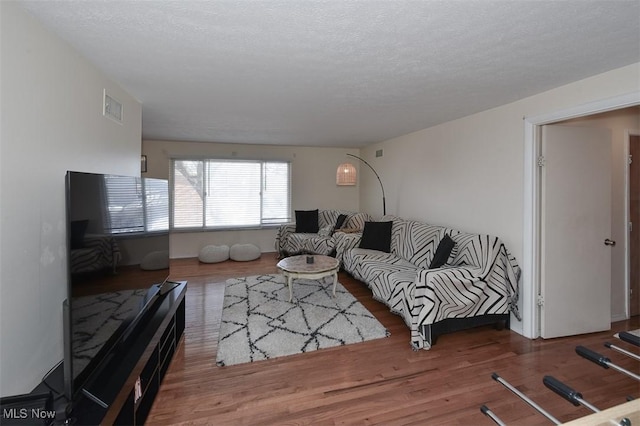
top-left (275, 209), bottom-right (372, 257)
top-left (337, 216), bottom-right (521, 350)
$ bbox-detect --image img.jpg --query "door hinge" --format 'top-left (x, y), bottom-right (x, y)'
top-left (537, 156), bottom-right (546, 167)
top-left (537, 295), bottom-right (545, 306)
top-left (630, 154), bottom-right (633, 165)
top-left (630, 222), bottom-right (633, 233)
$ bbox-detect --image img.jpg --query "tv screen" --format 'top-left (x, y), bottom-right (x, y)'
top-left (63, 171), bottom-right (170, 405)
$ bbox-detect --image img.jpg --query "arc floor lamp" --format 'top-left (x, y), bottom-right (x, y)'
top-left (340, 153), bottom-right (386, 216)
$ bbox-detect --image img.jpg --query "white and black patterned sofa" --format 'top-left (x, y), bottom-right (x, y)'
top-left (275, 209), bottom-right (372, 257)
top-left (338, 216), bottom-right (521, 350)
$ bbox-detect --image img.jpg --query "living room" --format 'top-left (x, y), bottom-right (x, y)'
top-left (1, 1), bottom-right (639, 424)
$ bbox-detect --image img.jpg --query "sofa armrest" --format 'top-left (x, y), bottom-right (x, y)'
top-left (333, 231), bottom-right (362, 263)
top-left (406, 267), bottom-right (481, 349)
top-left (275, 224), bottom-right (296, 256)
top-left (343, 212), bottom-right (372, 230)
top-left (412, 246), bottom-right (520, 328)
top-left (447, 234), bottom-right (521, 320)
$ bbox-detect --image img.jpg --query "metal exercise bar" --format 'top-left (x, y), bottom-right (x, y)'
top-left (576, 346), bottom-right (640, 381)
top-left (618, 331), bottom-right (640, 347)
top-left (543, 375), bottom-right (600, 413)
top-left (491, 373), bottom-right (561, 424)
top-left (605, 342), bottom-right (640, 362)
top-left (480, 405), bottom-right (507, 426)
top-left (543, 376), bottom-right (632, 426)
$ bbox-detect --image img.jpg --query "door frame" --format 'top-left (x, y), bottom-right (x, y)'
top-left (626, 129), bottom-right (640, 317)
top-left (522, 91), bottom-right (640, 339)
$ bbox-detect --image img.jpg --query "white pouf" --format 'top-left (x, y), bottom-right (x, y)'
top-left (140, 250), bottom-right (170, 270)
top-left (198, 245), bottom-right (230, 263)
top-left (230, 243), bottom-right (261, 261)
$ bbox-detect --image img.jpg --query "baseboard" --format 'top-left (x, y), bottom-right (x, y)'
top-left (611, 313), bottom-right (629, 323)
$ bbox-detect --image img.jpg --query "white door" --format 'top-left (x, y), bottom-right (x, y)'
top-left (541, 125), bottom-right (612, 339)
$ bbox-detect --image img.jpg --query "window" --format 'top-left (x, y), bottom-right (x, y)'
top-left (172, 159), bottom-right (291, 229)
top-left (103, 175), bottom-right (169, 234)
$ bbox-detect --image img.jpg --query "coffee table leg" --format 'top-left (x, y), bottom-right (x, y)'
top-left (332, 271), bottom-right (338, 297)
top-left (287, 274), bottom-right (294, 302)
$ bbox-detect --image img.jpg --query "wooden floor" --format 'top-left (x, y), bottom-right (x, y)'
top-left (146, 253), bottom-right (639, 425)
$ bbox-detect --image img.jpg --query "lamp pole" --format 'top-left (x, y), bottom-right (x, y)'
top-left (346, 153), bottom-right (386, 216)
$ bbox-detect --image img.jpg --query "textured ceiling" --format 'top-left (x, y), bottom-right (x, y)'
top-left (17, 0), bottom-right (640, 147)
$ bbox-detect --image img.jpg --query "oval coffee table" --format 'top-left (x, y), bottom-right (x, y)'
top-left (276, 254), bottom-right (340, 302)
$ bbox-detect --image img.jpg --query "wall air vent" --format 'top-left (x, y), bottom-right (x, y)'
top-left (103, 89), bottom-right (123, 124)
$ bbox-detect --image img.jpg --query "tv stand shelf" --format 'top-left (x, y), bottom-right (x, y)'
top-left (71, 281), bottom-right (186, 425)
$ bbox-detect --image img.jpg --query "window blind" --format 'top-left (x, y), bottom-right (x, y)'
top-left (172, 159), bottom-right (291, 229)
top-left (262, 162), bottom-right (290, 224)
top-left (103, 175), bottom-right (169, 234)
top-left (144, 178), bottom-right (170, 232)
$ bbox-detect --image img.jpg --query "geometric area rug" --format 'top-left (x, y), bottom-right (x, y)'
top-left (216, 274), bottom-right (389, 367)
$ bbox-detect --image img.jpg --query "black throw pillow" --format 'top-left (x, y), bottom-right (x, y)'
top-left (70, 220), bottom-right (89, 249)
top-left (429, 234), bottom-right (455, 269)
top-left (359, 221), bottom-right (393, 253)
top-left (334, 214), bottom-right (348, 231)
top-left (295, 209), bottom-right (319, 233)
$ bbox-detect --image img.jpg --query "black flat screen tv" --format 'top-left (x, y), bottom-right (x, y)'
top-left (63, 171), bottom-right (170, 408)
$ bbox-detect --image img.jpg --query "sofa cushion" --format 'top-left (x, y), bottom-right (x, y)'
top-left (303, 236), bottom-right (335, 255)
top-left (360, 256), bottom-right (416, 279)
top-left (391, 220), bottom-right (446, 269)
top-left (344, 212), bottom-right (371, 230)
top-left (285, 233), bottom-right (317, 255)
top-left (295, 209), bottom-right (319, 233)
top-left (429, 234), bottom-right (455, 268)
top-left (287, 233), bottom-right (335, 256)
top-left (359, 221), bottom-right (393, 252)
top-left (318, 225), bottom-right (333, 237)
top-left (447, 231), bottom-right (484, 267)
top-left (347, 248), bottom-right (406, 276)
top-left (318, 209), bottom-right (339, 228)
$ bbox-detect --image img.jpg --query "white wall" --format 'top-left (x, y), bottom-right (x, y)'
top-left (142, 140), bottom-right (360, 257)
top-left (0, 3), bottom-right (142, 396)
top-left (358, 63), bottom-right (640, 337)
top-left (559, 107), bottom-right (640, 321)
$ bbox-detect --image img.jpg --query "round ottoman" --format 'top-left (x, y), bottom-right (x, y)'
top-left (230, 243), bottom-right (261, 261)
top-left (140, 250), bottom-right (170, 270)
top-left (198, 245), bottom-right (230, 263)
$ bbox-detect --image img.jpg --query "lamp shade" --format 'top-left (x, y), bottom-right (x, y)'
top-left (336, 163), bottom-right (357, 185)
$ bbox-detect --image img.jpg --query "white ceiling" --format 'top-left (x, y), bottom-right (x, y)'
top-left (17, 0), bottom-right (640, 148)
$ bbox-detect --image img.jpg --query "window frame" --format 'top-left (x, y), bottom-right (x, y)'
top-left (170, 158), bottom-right (292, 232)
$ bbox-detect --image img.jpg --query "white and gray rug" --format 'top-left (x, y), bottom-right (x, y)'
top-left (216, 274), bottom-right (389, 367)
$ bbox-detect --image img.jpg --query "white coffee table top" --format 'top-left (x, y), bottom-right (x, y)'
top-left (276, 254), bottom-right (339, 274)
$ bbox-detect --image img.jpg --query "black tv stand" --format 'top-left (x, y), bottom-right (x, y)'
top-left (69, 281), bottom-right (186, 425)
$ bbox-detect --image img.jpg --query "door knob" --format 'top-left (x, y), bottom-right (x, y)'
top-left (604, 238), bottom-right (616, 246)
